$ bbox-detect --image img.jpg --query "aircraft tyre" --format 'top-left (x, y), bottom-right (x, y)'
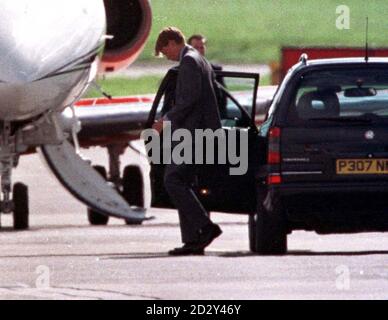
top-left (122, 165), bottom-right (144, 225)
top-left (13, 182), bottom-right (29, 230)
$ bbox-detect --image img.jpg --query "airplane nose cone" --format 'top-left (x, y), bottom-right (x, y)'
top-left (0, 0), bottom-right (106, 83)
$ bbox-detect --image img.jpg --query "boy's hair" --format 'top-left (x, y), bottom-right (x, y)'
top-left (155, 27), bottom-right (185, 56)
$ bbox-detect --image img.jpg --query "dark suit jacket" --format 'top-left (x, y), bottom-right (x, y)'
top-left (161, 66), bottom-right (179, 116)
top-left (165, 46), bottom-right (222, 133)
top-left (161, 62), bottom-right (226, 118)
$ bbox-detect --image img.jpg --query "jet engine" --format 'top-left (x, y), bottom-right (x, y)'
top-left (100, 0), bottom-right (152, 73)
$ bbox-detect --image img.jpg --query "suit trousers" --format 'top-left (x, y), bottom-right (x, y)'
top-left (164, 162), bottom-right (211, 244)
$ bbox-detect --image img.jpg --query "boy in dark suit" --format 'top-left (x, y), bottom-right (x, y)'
top-left (153, 27), bottom-right (223, 256)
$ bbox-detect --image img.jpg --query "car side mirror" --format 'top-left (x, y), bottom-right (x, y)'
top-left (235, 117), bottom-right (251, 128)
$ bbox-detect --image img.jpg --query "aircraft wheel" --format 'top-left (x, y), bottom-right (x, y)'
top-left (122, 165), bottom-right (144, 225)
top-left (87, 165), bottom-right (109, 226)
top-left (13, 182), bottom-right (29, 230)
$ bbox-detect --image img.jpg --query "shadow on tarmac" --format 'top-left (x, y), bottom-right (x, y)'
top-left (0, 222), bottom-right (246, 233)
top-left (101, 250), bottom-right (388, 260)
top-left (1, 250), bottom-right (387, 260)
top-left (217, 250), bottom-right (388, 257)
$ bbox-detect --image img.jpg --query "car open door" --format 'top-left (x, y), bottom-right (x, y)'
top-left (194, 71), bottom-right (262, 213)
top-left (147, 70), bottom-right (263, 213)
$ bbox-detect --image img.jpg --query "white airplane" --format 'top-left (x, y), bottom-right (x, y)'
top-left (0, 0), bottom-right (153, 229)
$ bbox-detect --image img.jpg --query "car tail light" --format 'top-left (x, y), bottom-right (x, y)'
top-left (268, 127), bottom-right (281, 164)
top-left (267, 174), bottom-right (282, 185)
top-left (268, 151), bottom-right (281, 164)
top-left (267, 127), bottom-right (282, 185)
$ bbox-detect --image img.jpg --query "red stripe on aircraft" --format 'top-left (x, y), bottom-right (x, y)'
top-left (76, 96), bottom-right (153, 107)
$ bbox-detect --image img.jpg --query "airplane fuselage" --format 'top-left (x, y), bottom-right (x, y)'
top-left (0, 0), bottom-right (106, 121)
top-left (0, 0), bottom-right (151, 228)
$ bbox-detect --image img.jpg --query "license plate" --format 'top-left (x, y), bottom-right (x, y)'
top-left (336, 159), bottom-right (388, 174)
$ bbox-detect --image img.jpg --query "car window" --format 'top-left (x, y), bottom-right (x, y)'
top-left (221, 77), bottom-right (255, 117)
top-left (287, 67), bottom-right (388, 124)
top-left (218, 76), bottom-right (257, 127)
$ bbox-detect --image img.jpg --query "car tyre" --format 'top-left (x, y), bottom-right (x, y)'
top-left (248, 214), bottom-right (257, 252)
top-left (251, 191), bottom-right (287, 255)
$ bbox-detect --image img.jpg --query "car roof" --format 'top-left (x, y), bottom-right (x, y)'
top-left (305, 57), bottom-right (388, 67)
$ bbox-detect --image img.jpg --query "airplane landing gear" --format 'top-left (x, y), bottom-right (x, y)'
top-left (0, 120), bottom-right (29, 230)
top-left (86, 144), bottom-right (145, 226)
top-left (0, 157), bottom-right (29, 230)
top-left (0, 179), bottom-right (30, 231)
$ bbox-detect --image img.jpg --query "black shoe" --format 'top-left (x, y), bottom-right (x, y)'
top-left (197, 223), bottom-right (222, 249)
top-left (168, 243), bottom-right (205, 256)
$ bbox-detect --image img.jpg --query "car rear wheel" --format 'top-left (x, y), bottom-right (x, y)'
top-left (87, 165), bottom-right (109, 226)
top-left (250, 191), bottom-right (287, 255)
top-left (248, 214), bottom-right (257, 252)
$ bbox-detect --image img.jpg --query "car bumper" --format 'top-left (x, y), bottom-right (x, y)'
top-left (270, 181), bottom-right (388, 195)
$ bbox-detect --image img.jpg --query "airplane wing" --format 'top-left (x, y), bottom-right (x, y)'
top-left (71, 96), bottom-right (154, 147)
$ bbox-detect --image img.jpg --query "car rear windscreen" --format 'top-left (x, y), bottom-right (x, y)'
top-left (287, 66), bottom-right (388, 124)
